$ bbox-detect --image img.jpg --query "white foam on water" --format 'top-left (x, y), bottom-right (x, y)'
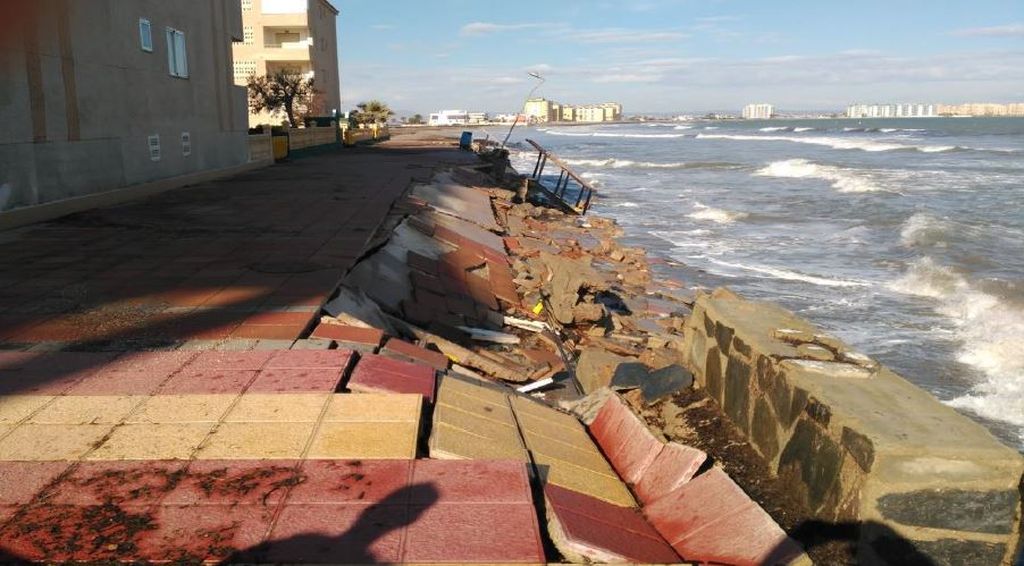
top-left (674, 125), bottom-right (693, 130)
top-left (611, 202), bottom-right (640, 208)
top-left (696, 133), bottom-right (959, 153)
top-left (900, 213), bottom-right (952, 247)
top-left (759, 126), bottom-right (790, 132)
top-left (687, 202), bottom-right (749, 224)
top-left (706, 258), bottom-right (873, 288)
top-left (889, 258), bottom-right (1024, 440)
top-left (545, 130), bottom-right (686, 139)
top-left (794, 127), bottom-right (815, 132)
top-left (563, 157), bottom-right (685, 169)
top-left (754, 159), bottom-right (884, 193)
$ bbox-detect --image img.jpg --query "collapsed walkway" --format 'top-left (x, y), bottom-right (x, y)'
top-left (0, 142), bottom-right (808, 564)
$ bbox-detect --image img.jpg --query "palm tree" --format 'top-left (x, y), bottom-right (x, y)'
top-left (355, 100), bottom-right (394, 125)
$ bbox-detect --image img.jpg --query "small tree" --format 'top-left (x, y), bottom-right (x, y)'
top-left (408, 113), bottom-right (425, 125)
top-left (354, 100), bottom-right (394, 125)
top-left (247, 71), bottom-right (318, 127)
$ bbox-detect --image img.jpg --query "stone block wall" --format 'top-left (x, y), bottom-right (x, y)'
top-left (681, 288), bottom-right (1024, 565)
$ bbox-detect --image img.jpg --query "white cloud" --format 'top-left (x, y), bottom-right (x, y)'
top-left (459, 22), bottom-right (551, 36)
top-left (566, 28), bottom-right (688, 43)
top-left (952, 23), bottom-right (1024, 37)
top-left (591, 73), bottom-right (665, 83)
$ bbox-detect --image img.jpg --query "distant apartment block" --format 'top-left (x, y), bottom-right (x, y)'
top-left (936, 103), bottom-right (1024, 117)
top-left (741, 103), bottom-right (774, 119)
top-left (429, 110), bottom-right (469, 126)
top-left (233, 0), bottom-right (341, 126)
top-left (524, 98), bottom-right (622, 123)
top-left (846, 103), bottom-right (936, 118)
top-left (0, 0), bottom-right (250, 213)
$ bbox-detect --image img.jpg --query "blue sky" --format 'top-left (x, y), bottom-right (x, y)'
top-left (328, 0), bottom-right (1024, 115)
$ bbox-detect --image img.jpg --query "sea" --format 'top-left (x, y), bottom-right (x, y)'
top-left (497, 117), bottom-right (1024, 451)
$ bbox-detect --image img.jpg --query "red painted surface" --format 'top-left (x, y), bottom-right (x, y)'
top-left (0, 461), bottom-right (70, 505)
top-left (263, 503), bottom-right (408, 563)
top-left (246, 367), bottom-right (346, 393)
top-left (265, 349), bottom-right (351, 370)
top-left (290, 460), bottom-right (412, 504)
top-left (411, 459), bottom-right (531, 504)
top-left (402, 502), bottom-right (545, 563)
top-left (163, 460), bottom-right (301, 506)
top-left (310, 323), bottom-right (384, 348)
top-left (158, 369), bottom-right (258, 394)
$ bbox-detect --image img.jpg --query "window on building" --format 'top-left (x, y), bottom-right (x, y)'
top-left (165, 28), bottom-right (188, 78)
top-left (139, 18), bottom-right (153, 52)
top-left (243, 26), bottom-right (254, 45)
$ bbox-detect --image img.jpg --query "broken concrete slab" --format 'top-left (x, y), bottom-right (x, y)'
top-left (611, 363), bottom-right (695, 404)
top-left (575, 348), bottom-right (634, 394)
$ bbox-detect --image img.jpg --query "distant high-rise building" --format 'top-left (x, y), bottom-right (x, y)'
top-left (523, 98), bottom-right (622, 123)
top-left (935, 103), bottom-right (1024, 117)
top-left (742, 104), bottom-right (774, 119)
top-left (846, 103), bottom-right (936, 118)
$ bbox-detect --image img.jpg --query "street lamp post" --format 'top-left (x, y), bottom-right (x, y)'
top-left (501, 71), bottom-right (545, 149)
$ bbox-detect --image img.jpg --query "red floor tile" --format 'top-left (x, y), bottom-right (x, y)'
top-left (549, 504), bottom-right (680, 564)
top-left (265, 349), bottom-right (352, 370)
top-left (589, 393), bottom-right (663, 485)
top-left (247, 367), bottom-right (345, 393)
top-left (261, 503), bottom-right (407, 563)
top-left (163, 460), bottom-right (301, 506)
top-left (47, 461), bottom-right (187, 506)
top-left (187, 351), bottom-right (275, 371)
top-left (0, 461), bottom-right (70, 505)
top-left (158, 369), bottom-right (258, 394)
top-left (310, 324), bottom-right (384, 348)
top-left (402, 502), bottom-right (545, 563)
top-left (0, 503), bottom-right (157, 563)
top-left (65, 369), bottom-right (172, 395)
top-left (635, 442), bottom-right (707, 505)
top-left (135, 504), bottom-right (277, 563)
top-left (231, 324), bottom-right (305, 340)
top-left (380, 338), bottom-right (449, 371)
top-left (346, 354), bottom-right (436, 402)
top-left (410, 460), bottom-right (531, 504)
top-left (545, 484), bottom-right (660, 539)
top-left (289, 460), bottom-right (412, 504)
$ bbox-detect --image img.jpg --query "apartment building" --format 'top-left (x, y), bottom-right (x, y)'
top-left (233, 0), bottom-right (341, 126)
top-left (936, 103), bottom-right (1024, 117)
top-left (742, 103), bottom-right (774, 119)
top-left (0, 0), bottom-right (250, 213)
top-left (846, 103), bottom-right (936, 118)
top-left (524, 98), bottom-right (623, 123)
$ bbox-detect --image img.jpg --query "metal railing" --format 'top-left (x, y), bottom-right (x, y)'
top-left (524, 139), bottom-right (595, 215)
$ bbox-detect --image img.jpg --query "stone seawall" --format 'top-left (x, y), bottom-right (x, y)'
top-left (681, 288), bottom-right (1023, 565)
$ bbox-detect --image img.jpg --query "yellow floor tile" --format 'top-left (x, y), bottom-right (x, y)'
top-left (535, 453), bottom-right (635, 507)
top-left (322, 393), bottom-right (421, 422)
top-left (510, 396), bottom-right (583, 432)
top-left (428, 422), bottom-right (528, 461)
top-left (436, 389), bottom-right (515, 424)
top-left (196, 422), bottom-right (315, 459)
top-left (307, 421), bottom-right (418, 459)
top-left (438, 376), bottom-right (510, 405)
top-left (434, 404), bottom-right (520, 443)
top-left (86, 423), bottom-right (215, 460)
top-left (223, 394), bottom-right (329, 422)
top-left (126, 394), bottom-right (238, 423)
top-left (0, 395), bottom-right (54, 424)
top-left (27, 396), bottom-right (144, 425)
top-left (522, 430), bottom-right (613, 471)
top-left (0, 424), bottom-right (113, 460)
top-left (516, 412), bottom-right (594, 445)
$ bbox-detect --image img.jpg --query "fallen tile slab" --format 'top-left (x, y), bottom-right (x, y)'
top-left (310, 323), bottom-right (383, 351)
top-left (533, 453), bottom-right (635, 508)
top-left (346, 354), bottom-right (436, 402)
top-left (588, 392), bottom-right (663, 486)
top-left (428, 422), bottom-right (529, 461)
top-left (634, 442), bottom-right (707, 505)
top-left (380, 338), bottom-right (450, 371)
top-left (544, 483), bottom-right (680, 564)
top-left (644, 467), bottom-right (807, 565)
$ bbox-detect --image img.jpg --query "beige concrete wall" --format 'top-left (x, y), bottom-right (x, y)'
top-left (233, 0), bottom-right (340, 126)
top-left (681, 288), bottom-right (1024, 565)
top-left (0, 0), bottom-right (248, 212)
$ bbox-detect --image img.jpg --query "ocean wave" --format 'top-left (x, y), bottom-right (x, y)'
top-left (889, 258), bottom-right (1024, 434)
top-left (759, 126), bottom-right (789, 132)
top-left (611, 202), bottom-right (640, 208)
top-left (545, 130), bottom-right (687, 139)
top-left (674, 125), bottom-right (693, 130)
top-left (707, 258), bottom-right (873, 287)
top-left (696, 133), bottom-right (959, 153)
top-left (563, 157), bottom-right (741, 170)
top-left (687, 202), bottom-right (749, 224)
top-left (794, 127), bottom-right (815, 132)
top-left (754, 159), bottom-right (884, 193)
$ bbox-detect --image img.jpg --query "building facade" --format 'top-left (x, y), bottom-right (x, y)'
top-left (0, 0), bottom-right (249, 212)
top-left (428, 110), bottom-right (469, 126)
top-left (742, 103), bottom-right (774, 119)
top-left (523, 98), bottom-right (622, 123)
top-left (846, 103), bottom-right (937, 118)
top-left (935, 103), bottom-right (1024, 117)
top-left (232, 0), bottom-right (341, 126)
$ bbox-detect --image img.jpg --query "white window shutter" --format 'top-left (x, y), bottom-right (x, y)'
top-left (175, 31), bottom-right (188, 77)
top-left (165, 28), bottom-right (175, 75)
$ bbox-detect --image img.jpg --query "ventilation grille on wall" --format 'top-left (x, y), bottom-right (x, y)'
top-left (234, 60), bottom-right (257, 84)
top-left (243, 26), bottom-right (254, 45)
top-left (148, 135), bottom-right (161, 162)
top-left (181, 132), bottom-right (191, 157)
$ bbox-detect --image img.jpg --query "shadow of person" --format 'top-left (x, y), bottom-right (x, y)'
top-left (785, 519), bottom-right (938, 565)
top-left (223, 482), bottom-right (440, 565)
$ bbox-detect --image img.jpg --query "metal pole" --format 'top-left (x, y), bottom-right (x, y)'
top-left (501, 72), bottom-right (545, 149)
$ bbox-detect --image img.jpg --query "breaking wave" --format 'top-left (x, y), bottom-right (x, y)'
top-left (754, 159), bottom-right (884, 193)
top-left (707, 258), bottom-right (873, 288)
top-left (697, 133), bottom-right (958, 153)
top-left (545, 130), bottom-right (686, 139)
top-left (889, 258), bottom-right (1024, 436)
top-left (564, 157), bottom-right (742, 170)
top-left (687, 202), bottom-right (749, 224)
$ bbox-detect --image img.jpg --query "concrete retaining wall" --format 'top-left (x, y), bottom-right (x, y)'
top-left (248, 132), bottom-right (273, 163)
top-left (681, 288), bottom-right (1023, 565)
top-left (287, 126), bottom-right (338, 150)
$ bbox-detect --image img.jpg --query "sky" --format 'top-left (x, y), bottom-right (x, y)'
top-left (328, 0), bottom-right (1024, 116)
